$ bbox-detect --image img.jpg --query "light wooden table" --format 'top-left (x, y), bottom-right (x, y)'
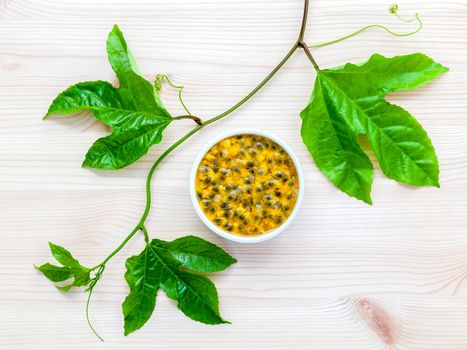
top-left (1, 0), bottom-right (466, 349)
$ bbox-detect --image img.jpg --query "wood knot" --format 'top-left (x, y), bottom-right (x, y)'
top-left (357, 298), bottom-right (397, 345)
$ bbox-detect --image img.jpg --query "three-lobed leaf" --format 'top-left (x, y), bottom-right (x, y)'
top-left (122, 236), bottom-right (236, 335)
top-left (301, 53), bottom-right (448, 204)
top-left (35, 243), bottom-right (91, 291)
top-left (45, 25), bottom-right (173, 170)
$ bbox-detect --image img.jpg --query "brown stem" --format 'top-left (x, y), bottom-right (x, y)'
top-left (173, 115), bottom-right (202, 125)
top-left (298, 0), bottom-right (310, 41)
top-left (298, 41), bottom-right (320, 71)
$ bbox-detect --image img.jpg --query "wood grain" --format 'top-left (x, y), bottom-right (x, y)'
top-left (1, 0), bottom-right (467, 349)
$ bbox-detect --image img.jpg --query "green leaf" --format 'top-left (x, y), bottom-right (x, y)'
top-left (301, 53), bottom-right (448, 203)
top-left (122, 237), bottom-right (235, 335)
top-left (45, 25), bottom-right (173, 170)
top-left (48, 242), bottom-right (81, 268)
top-left (152, 236), bottom-right (237, 273)
top-left (122, 245), bottom-right (160, 335)
top-left (36, 243), bottom-right (91, 291)
top-left (106, 25), bottom-right (169, 116)
top-left (35, 263), bottom-right (73, 282)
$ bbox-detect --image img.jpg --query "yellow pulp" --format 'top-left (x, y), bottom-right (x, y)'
top-left (195, 134), bottom-right (299, 236)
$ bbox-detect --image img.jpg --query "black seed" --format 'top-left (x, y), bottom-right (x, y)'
top-left (240, 148), bottom-right (247, 157)
top-left (220, 150), bottom-right (228, 159)
top-left (209, 207), bottom-right (216, 213)
top-left (225, 184), bottom-right (233, 191)
top-left (255, 184), bottom-right (263, 192)
top-left (221, 202), bottom-right (232, 210)
top-left (200, 166), bottom-right (211, 173)
top-left (274, 171), bottom-right (283, 178)
top-left (283, 204), bottom-right (290, 211)
top-left (274, 190), bottom-right (281, 197)
top-left (223, 210), bottom-right (233, 218)
top-left (203, 176), bottom-right (212, 185)
top-left (233, 166), bottom-right (241, 173)
top-left (256, 142), bottom-right (264, 150)
top-left (253, 215), bottom-right (261, 222)
top-left (265, 179), bottom-right (276, 188)
top-left (257, 169), bottom-right (265, 175)
top-left (275, 217), bottom-right (283, 225)
top-left (264, 194), bottom-right (273, 201)
top-left (201, 199), bottom-right (211, 207)
top-left (227, 191), bottom-right (237, 201)
top-left (197, 191), bottom-right (203, 199)
top-left (246, 160), bottom-right (254, 168)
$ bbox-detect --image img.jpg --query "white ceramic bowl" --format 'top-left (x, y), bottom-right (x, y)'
top-left (190, 129), bottom-right (304, 244)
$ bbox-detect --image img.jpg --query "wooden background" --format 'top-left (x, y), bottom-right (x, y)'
top-left (1, 0), bottom-right (466, 348)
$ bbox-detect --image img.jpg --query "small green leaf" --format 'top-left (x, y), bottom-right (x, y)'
top-left (36, 243), bottom-right (91, 291)
top-left (301, 53), bottom-right (447, 203)
top-left (152, 236), bottom-right (237, 273)
top-left (35, 263), bottom-right (73, 282)
top-left (122, 237), bottom-right (235, 335)
top-left (45, 25), bottom-right (173, 170)
top-left (56, 285), bottom-right (74, 292)
top-left (48, 242), bottom-right (81, 268)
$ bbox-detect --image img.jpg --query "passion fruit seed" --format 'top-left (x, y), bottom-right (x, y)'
top-left (195, 134), bottom-right (299, 236)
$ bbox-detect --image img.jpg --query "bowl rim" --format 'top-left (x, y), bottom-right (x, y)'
top-left (189, 128), bottom-right (304, 244)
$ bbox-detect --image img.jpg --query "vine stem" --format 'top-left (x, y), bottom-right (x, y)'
top-left (86, 287), bottom-right (103, 341)
top-left (93, 41), bottom-right (301, 269)
top-left (92, 1), bottom-right (312, 270)
top-left (308, 9), bottom-right (422, 48)
top-left (173, 115), bottom-right (202, 125)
